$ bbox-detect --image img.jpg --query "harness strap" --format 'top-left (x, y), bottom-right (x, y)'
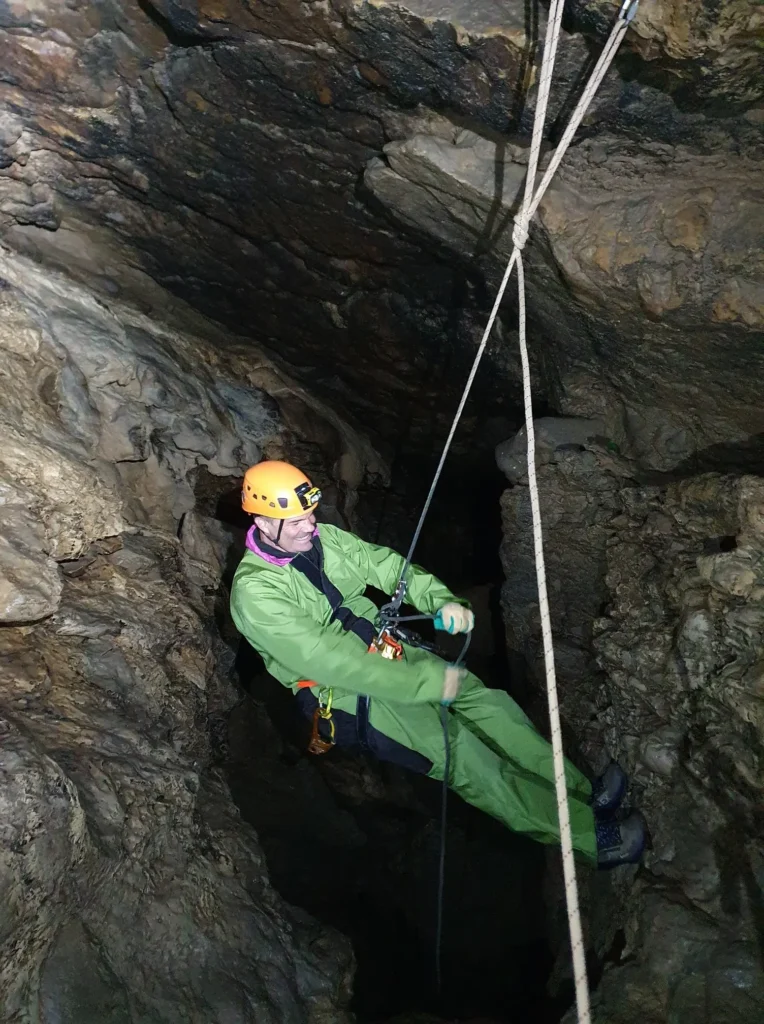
top-left (356, 694), bottom-right (372, 752)
top-left (291, 536), bottom-right (376, 752)
top-left (292, 537), bottom-right (376, 647)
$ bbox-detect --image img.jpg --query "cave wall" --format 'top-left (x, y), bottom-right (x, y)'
top-left (0, 251), bottom-right (373, 1022)
top-left (367, 126), bottom-right (764, 469)
top-left (2, 0), bottom-right (760, 464)
top-left (498, 426), bottom-right (764, 1024)
top-left (2, 0), bottom-right (531, 456)
top-left (1, 1), bottom-right (763, 1022)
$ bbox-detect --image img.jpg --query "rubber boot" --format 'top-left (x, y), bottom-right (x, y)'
top-left (590, 761), bottom-right (627, 817)
top-left (596, 811), bottom-right (646, 869)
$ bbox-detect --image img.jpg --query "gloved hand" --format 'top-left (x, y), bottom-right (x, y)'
top-left (442, 665), bottom-right (466, 705)
top-left (434, 602), bottom-right (474, 635)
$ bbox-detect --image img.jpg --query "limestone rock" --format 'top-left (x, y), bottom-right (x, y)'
top-left (0, 718), bottom-right (90, 1018)
top-left (500, 420), bottom-right (764, 1022)
top-left (0, 255), bottom-right (375, 1021)
top-left (0, 1), bottom-right (762, 1020)
top-left (498, 426), bottom-right (636, 731)
top-left (39, 920), bottom-right (131, 1024)
top-left (567, 0), bottom-right (764, 106)
top-left (1, 0), bottom-right (761, 463)
top-left (180, 511), bottom-right (241, 569)
top-left (0, 530), bottom-right (355, 1022)
top-left (179, 510), bottom-right (244, 593)
top-left (0, 505), bottom-right (62, 623)
top-left (368, 129), bottom-right (764, 470)
top-left (495, 416), bottom-right (608, 484)
top-left (0, 251), bottom-right (377, 542)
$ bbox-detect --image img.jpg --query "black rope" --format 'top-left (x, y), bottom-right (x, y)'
top-left (434, 630), bottom-right (471, 997)
top-left (435, 700), bottom-right (450, 997)
top-left (385, 613), bottom-right (434, 623)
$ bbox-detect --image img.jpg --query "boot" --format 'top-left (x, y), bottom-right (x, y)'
top-left (590, 761), bottom-right (627, 817)
top-left (596, 811), bottom-right (646, 869)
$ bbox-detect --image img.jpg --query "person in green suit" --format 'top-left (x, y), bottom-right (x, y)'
top-left (230, 461), bottom-right (646, 869)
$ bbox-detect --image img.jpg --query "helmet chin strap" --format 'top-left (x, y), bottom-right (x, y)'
top-left (275, 518), bottom-right (285, 545)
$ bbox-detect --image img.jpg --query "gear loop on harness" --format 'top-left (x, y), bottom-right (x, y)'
top-left (307, 686), bottom-right (336, 755)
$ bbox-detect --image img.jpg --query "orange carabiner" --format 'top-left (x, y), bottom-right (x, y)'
top-left (308, 707), bottom-right (335, 754)
top-left (368, 630), bottom-right (403, 661)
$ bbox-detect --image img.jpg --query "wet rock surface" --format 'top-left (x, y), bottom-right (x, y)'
top-left (498, 422), bottom-right (764, 1023)
top-left (367, 127), bottom-right (763, 469)
top-left (0, 548), bottom-right (354, 1024)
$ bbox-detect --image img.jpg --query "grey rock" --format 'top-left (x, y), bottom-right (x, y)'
top-left (0, 256), bottom-right (377, 1021)
top-left (501, 440), bottom-right (764, 1021)
top-left (0, 539), bottom-right (355, 1022)
top-left (495, 416), bottom-right (608, 484)
top-left (107, 537), bottom-right (162, 580)
top-left (39, 920), bottom-right (131, 1024)
top-left (0, 719), bottom-right (89, 1017)
top-left (2, 0), bottom-right (760, 469)
top-left (0, 505), bottom-right (62, 623)
top-left (179, 511), bottom-right (242, 581)
top-left (0, 1), bottom-right (762, 1020)
top-left (639, 727), bottom-right (683, 778)
top-left (367, 127), bottom-right (764, 471)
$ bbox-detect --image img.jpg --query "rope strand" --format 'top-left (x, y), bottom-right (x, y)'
top-left (516, 251), bottom-right (590, 1021)
top-left (393, 6), bottom-right (640, 1020)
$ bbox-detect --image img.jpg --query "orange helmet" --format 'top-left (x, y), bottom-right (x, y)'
top-left (241, 461), bottom-right (321, 518)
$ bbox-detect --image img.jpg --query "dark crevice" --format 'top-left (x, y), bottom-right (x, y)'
top-left (703, 535), bottom-right (738, 554)
top-left (215, 430), bottom-right (572, 1022)
top-left (225, 652), bottom-right (560, 1023)
top-left (136, 0), bottom-right (228, 48)
top-left (639, 433), bottom-right (764, 485)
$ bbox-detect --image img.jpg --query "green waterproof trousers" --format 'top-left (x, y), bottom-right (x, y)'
top-left (328, 662), bottom-right (597, 863)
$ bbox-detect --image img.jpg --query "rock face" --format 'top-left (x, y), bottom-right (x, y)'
top-left (0, 1), bottom-right (763, 1021)
top-left (0, 254), bottom-right (373, 1022)
top-left (0, 0), bottom-right (761, 462)
top-left (498, 422), bottom-right (764, 1023)
top-left (367, 126), bottom-right (764, 470)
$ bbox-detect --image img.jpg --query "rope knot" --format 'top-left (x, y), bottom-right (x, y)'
top-left (512, 213), bottom-right (530, 250)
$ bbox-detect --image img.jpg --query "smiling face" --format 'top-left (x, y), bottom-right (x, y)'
top-left (254, 510), bottom-right (316, 554)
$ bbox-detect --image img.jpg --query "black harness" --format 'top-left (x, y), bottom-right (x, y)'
top-left (291, 539), bottom-right (376, 648)
top-left (256, 530), bottom-right (375, 748)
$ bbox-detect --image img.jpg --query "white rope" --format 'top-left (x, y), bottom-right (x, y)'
top-left (511, 3), bottom-right (592, 1013)
top-left (398, 3), bottom-right (641, 1021)
top-left (402, 1), bottom-right (637, 583)
top-left (513, 0), bottom-right (566, 251)
top-left (528, 2), bottom-right (638, 224)
top-left (517, 241), bottom-right (591, 1022)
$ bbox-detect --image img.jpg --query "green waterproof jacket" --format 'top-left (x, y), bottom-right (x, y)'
top-left (229, 523), bottom-right (465, 706)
